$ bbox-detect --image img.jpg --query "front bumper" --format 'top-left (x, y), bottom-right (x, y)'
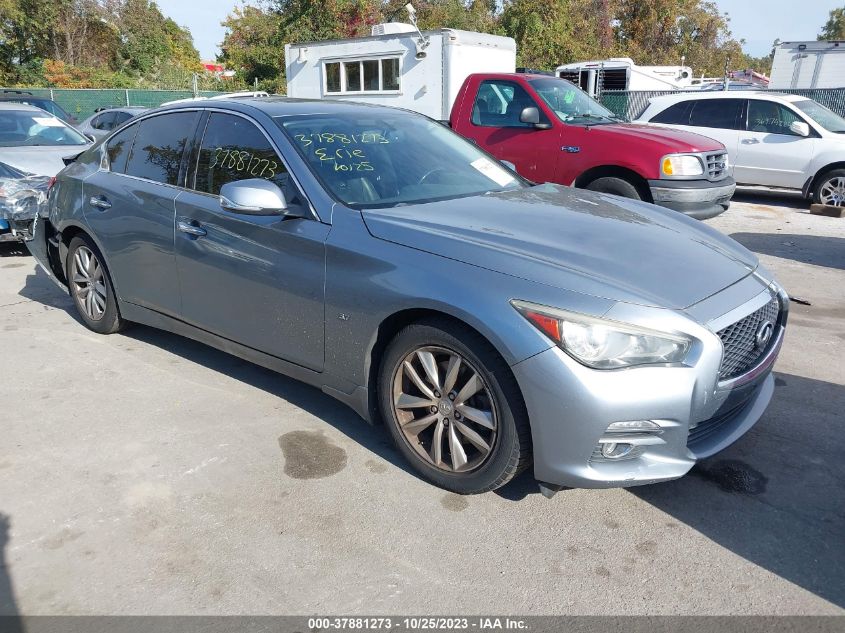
top-left (512, 282), bottom-right (785, 489)
top-left (648, 177), bottom-right (736, 220)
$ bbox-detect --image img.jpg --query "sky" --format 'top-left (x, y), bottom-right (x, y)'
top-left (156, 0), bottom-right (843, 63)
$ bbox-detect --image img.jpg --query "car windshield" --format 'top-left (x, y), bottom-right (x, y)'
top-left (793, 99), bottom-right (845, 133)
top-left (0, 110), bottom-right (88, 147)
top-left (528, 77), bottom-right (621, 124)
top-left (277, 112), bottom-right (525, 209)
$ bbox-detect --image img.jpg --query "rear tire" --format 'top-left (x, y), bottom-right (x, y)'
top-left (66, 235), bottom-right (126, 335)
top-left (585, 176), bottom-right (642, 200)
top-left (813, 168), bottom-right (845, 207)
top-left (378, 318), bottom-right (532, 494)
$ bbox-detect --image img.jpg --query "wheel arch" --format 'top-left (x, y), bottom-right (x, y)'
top-left (807, 162), bottom-right (845, 200)
top-left (363, 307), bottom-right (523, 424)
top-left (573, 165), bottom-right (653, 202)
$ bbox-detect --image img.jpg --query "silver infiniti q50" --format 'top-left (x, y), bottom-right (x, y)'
top-left (26, 98), bottom-right (787, 495)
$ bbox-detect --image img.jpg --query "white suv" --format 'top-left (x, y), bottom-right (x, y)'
top-left (637, 92), bottom-right (845, 207)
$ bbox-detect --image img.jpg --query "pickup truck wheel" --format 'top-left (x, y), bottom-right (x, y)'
top-left (585, 177), bottom-right (642, 200)
top-left (379, 319), bottom-right (531, 494)
top-left (66, 235), bottom-right (125, 335)
top-left (814, 169), bottom-right (845, 207)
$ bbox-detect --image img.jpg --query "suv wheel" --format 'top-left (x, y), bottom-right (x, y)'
top-left (67, 235), bottom-right (126, 334)
top-left (379, 319), bottom-right (531, 494)
top-left (814, 169), bottom-right (845, 207)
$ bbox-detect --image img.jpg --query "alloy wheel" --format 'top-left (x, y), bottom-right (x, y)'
top-left (819, 176), bottom-right (845, 207)
top-left (71, 246), bottom-right (107, 321)
top-left (391, 346), bottom-right (498, 473)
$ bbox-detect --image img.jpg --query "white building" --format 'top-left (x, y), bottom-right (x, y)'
top-left (769, 41), bottom-right (845, 89)
top-left (284, 24), bottom-right (516, 120)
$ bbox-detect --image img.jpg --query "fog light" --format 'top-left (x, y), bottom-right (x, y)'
top-left (600, 442), bottom-right (634, 459)
top-left (606, 420), bottom-right (662, 433)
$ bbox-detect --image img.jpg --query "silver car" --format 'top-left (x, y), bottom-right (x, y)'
top-left (26, 99), bottom-right (788, 496)
top-left (0, 103), bottom-right (91, 240)
top-left (77, 107), bottom-right (148, 142)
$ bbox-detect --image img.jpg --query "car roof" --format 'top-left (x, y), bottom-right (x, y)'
top-left (0, 102), bottom-right (46, 113)
top-left (648, 91), bottom-right (809, 105)
top-left (156, 96), bottom-right (426, 119)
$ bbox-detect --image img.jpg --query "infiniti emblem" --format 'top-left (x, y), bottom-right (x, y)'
top-left (755, 320), bottom-right (774, 349)
top-left (439, 400), bottom-right (453, 415)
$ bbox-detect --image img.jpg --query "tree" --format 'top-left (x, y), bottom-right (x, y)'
top-left (819, 5), bottom-right (845, 40)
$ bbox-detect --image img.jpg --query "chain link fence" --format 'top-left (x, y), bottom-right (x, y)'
top-left (600, 88), bottom-right (845, 121)
top-left (0, 88), bottom-right (227, 120)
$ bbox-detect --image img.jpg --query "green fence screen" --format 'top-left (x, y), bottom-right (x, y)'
top-left (1, 88), bottom-right (225, 120)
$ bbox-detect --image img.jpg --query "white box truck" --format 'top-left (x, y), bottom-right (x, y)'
top-left (555, 58), bottom-right (698, 97)
top-left (284, 23), bottom-right (516, 120)
top-left (769, 41), bottom-right (845, 89)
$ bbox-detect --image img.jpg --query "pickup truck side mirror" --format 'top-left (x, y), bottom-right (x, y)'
top-left (789, 121), bottom-right (810, 137)
top-left (220, 178), bottom-right (303, 218)
top-left (519, 106), bottom-right (552, 130)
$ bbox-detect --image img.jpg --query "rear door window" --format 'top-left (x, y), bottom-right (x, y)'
top-left (125, 112), bottom-right (199, 186)
top-left (105, 123), bottom-right (139, 174)
top-left (687, 99), bottom-right (744, 130)
top-left (92, 112), bottom-right (116, 131)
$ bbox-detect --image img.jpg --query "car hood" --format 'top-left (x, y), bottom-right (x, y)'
top-left (0, 145), bottom-right (92, 177)
top-left (587, 122), bottom-right (726, 153)
top-left (361, 184), bottom-right (757, 309)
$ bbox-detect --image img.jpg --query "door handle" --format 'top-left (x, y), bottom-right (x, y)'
top-left (89, 195), bottom-right (111, 210)
top-left (742, 138), bottom-right (761, 144)
top-left (177, 220), bottom-right (207, 238)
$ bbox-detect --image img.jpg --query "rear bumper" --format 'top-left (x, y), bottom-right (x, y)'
top-left (648, 178), bottom-right (736, 220)
top-left (24, 215), bottom-right (68, 293)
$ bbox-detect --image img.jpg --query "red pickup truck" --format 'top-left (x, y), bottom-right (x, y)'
top-left (449, 73), bottom-right (736, 219)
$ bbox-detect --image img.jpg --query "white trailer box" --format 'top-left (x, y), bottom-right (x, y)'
top-left (284, 25), bottom-right (516, 120)
top-left (769, 41), bottom-right (845, 89)
top-left (555, 58), bottom-right (696, 97)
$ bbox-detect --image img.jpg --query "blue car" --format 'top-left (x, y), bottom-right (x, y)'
top-left (26, 98), bottom-right (787, 495)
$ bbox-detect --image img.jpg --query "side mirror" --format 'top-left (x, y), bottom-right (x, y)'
top-left (85, 133), bottom-right (97, 143)
top-left (789, 121), bottom-right (810, 137)
top-left (220, 179), bottom-right (294, 216)
top-left (519, 106), bottom-right (552, 130)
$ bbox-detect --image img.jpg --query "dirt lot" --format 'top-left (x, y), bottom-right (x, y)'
top-left (0, 190), bottom-right (843, 616)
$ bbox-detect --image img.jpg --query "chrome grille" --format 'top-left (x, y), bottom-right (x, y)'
top-left (705, 151), bottom-right (729, 181)
top-left (717, 297), bottom-right (780, 381)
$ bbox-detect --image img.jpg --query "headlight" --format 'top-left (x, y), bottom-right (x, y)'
top-left (512, 300), bottom-right (692, 369)
top-left (661, 154), bottom-right (704, 177)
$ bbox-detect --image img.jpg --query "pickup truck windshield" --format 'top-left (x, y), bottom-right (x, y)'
top-left (528, 78), bottom-right (620, 124)
top-left (278, 113), bottom-right (524, 208)
top-left (0, 110), bottom-right (88, 147)
top-left (794, 100), bottom-right (845, 133)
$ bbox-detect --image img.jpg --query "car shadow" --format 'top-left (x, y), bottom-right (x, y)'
top-left (729, 233), bottom-right (845, 271)
top-left (633, 372), bottom-right (845, 609)
top-left (732, 188), bottom-right (809, 210)
top-left (0, 242), bottom-right (29, 258)
top-left (0, 513), bottom-right (22, 629)
top-left (120, 324), bottom-right (418, 481)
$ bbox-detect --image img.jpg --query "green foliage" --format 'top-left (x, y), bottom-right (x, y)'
top-left (819, 6), bottom-right (845, 40)
top-left (0, 0), bottom-right (204, 87)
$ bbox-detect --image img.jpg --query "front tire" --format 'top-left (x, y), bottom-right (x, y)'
top-left (378, 319), bottom-right (531, 494)
top-left (66, 235), bottom-right (125, 334)
top-left (585, 176), bottom-right (642, 200)
top-left (813, 169), bottom-right (845, 207)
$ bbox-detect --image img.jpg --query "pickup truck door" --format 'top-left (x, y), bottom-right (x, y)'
top-left (457, 79), bottom-right (560, 183)
top-left (735, 99), bottom-right (816, 189)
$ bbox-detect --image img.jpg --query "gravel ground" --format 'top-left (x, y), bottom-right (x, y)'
top-left (0, 189), bottom-right (843, 616)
